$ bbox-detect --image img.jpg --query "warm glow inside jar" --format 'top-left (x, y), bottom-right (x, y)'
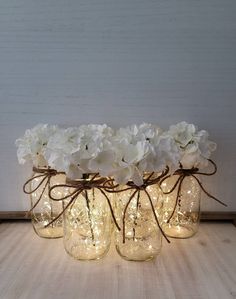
top-left (161, 175), bottom-right (201, 239)
top-left (115, 174), bottom-right (163, 261)
top-left (63, 175), bottom-right (112, 261)
top-left (30, 169), bottom-right (65, 238)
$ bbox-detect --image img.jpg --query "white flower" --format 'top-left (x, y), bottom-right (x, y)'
top-left (45, 124), bottom-right (115, 179)
top-left (16, 121), bottom-right (217, 181)
top-left (88, 150), bottom-right (116, 177)
top-left (194, 130), bottom-right (217, 158)
top-left (44, 127), bottom-right (80, 173)
top-left (153, 134), bottom-right (180, 172)
top-left (66, 164), bottom-right (84, 180)
top-left (112, 164), bottom-right (143, 186)
top-left (110, 124), bottom-right (163, 185)
top-left (15, 124), bottom-right (58, 167)
top-left (77, 124), bottom-right (114, 160)
top-left (168, 121), bottom-right (196, 148)
top-left (167, 122), bottom-right (217, 169)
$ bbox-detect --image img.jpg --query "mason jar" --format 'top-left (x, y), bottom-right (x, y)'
top-left (161, 175), bottom-right (201, 239)
top-left (29, 167), bottom-right (65, 238)
top-left (63, 175), bottom-right (113, 260)
top-left (114, 174), bottom-right (163, 261)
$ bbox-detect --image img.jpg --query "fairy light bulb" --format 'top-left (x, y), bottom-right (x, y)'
top-left (63, 176), bottom-right (112, 260)
top-left (115, 173), bottom-right (163, 261)
top-left (30, 170), bottom-right (65, 238)
top-left (161, 175), bottom-right (201, 239)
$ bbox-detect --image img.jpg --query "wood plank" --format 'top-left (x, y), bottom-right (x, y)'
top-left (0, 211), bottom-right (30, 220)
top-left (201, 211), bottom-right (236, 220)
top-left (201, 212), bottom-right (236, 226)
top-left (0, 222), bottom-right (235, 299)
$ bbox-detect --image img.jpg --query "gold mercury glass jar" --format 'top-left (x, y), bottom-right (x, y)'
top-left (30, 168), bottom-right (65, 238)
top-left (115, 174), bottom-right (163, 262)
top-left (161, 175), bottom-right (201, 239)
top-left (63, 175), bottom-right (112, 261)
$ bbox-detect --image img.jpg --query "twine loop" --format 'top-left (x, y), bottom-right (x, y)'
top-left (23, 167), bottom-right (64, 214)
top-left (159, 159), bottom-right (226, 223)
top-left (103, 168), bottom-right (171, 244)
top-left (46, 174), bottom-right (120, 233)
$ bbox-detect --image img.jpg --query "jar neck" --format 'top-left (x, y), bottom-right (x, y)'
top-left (32, 166), bottom-right (57, 175)
top-left (65, 173), bottom-right (102, 184)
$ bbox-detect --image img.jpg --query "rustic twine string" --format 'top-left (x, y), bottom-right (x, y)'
top-left (103, 168), bottom-right (171, 244)
top-left (45, 174), bottom-right (121, 235)
top-left (23, 167), bottom-right (64, 215)
top-left (44, 169), bottom-right (170, 244)
top-left (159, 159), bottom-right (227, 223)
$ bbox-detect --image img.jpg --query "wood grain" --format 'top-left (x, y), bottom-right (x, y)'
top-left (0, 211), bottom-right (29, 220)
top-left (0, 222), bottom-right (235, 299)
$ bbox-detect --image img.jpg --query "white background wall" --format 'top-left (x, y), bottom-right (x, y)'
top-left (0, 0), bottom-right (235, 211)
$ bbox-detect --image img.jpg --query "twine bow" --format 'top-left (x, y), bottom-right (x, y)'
top-left (104, 168), bottom-right (171, 244)
top-left (159, 159), bottom-right (227, 223)
top-left (45, 174), bottom-right (121, 234)
top-left (23, 167), bottom-right (64, 214)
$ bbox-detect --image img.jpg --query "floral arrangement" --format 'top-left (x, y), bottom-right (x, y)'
top-left (16, 121), bottom-right (217, 185)
top-left (16, 122), bottom-right (216, 185)
top-left (16, 122), bottom-right (225, 260)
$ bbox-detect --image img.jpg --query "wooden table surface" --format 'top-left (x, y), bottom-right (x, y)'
top-left (0, 222), bottom-right (235, 299)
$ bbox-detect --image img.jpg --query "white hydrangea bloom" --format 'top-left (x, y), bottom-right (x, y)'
top-left (152, 134), bottom-right (181, 172)
top-left (168, 122), bottom-right (196, 148)
top-left (109, 123), bottom-right (170, 185)
top-left (88, 150), bottom-right (117, 177)
top-left (167, 121), bottom-right (217, 169)
top-left (16, 121), bottom-right (217, 182)
top-left (75, 124), bottom-right (114, 178)
top-left (45, 124), bottom-right (115, 179)
top-left (77, 124), bottom-right (113, 160)
top-left (15, 124), bottom-right (58, 167)
top-left (44, 127), bottom-right (80, 175)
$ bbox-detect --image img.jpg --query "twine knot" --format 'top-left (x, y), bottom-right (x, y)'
top-left (159, 159), bottom-right (226, 223)
top-left (45, 174), bottom-right (121, 233)
top-left (104, 168), bottom-right (171, 244)
top-left (23, 167), bottom-right (64, 214)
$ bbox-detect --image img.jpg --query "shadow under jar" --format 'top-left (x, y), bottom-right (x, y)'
top-left (30, 168), bottom-right (65, 239)
top-left (115, 176), bottom-right (163, 262)
top-left (62, 175), bottom-right (113, 261)
top-left (161, 175), bottom-right (201, 239)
